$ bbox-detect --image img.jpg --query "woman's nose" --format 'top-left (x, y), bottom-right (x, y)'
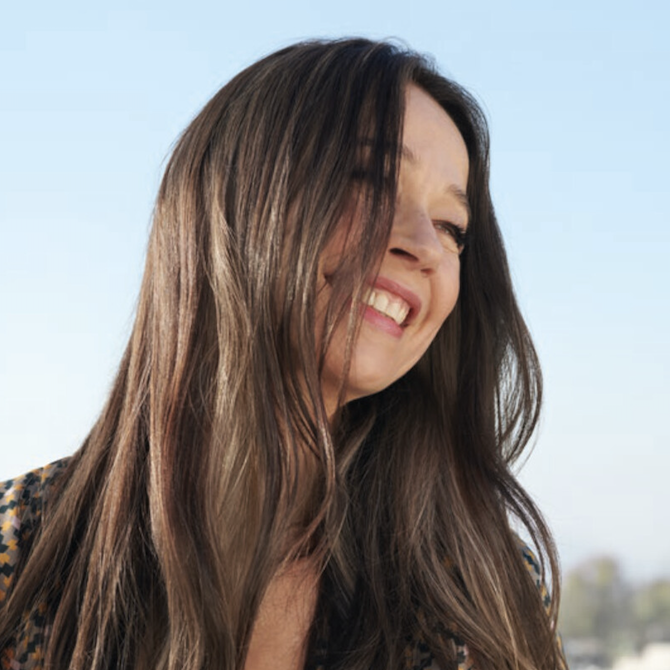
top-left (387, 204), bottom-right (442, 272)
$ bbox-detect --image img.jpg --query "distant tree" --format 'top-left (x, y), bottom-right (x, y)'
top-left (561, 558), bottom-right (670, 668)
top-left (560, 556), bottom-right (633, 659)
top-left (632, 579), bottom-right (670, 644)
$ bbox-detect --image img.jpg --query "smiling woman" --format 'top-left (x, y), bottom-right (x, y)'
top-left (319, 85), bottom-right (469, 412)
top-left (0, 39), bottom-right (565, 670)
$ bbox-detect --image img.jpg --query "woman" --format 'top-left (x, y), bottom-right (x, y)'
top-left (0, 38), bottom-right (565, 669)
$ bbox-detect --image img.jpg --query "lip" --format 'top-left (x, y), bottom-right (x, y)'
top-left (369, 276), bottom-right (422, 327)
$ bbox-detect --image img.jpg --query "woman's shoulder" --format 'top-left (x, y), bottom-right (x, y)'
top-left (0, 458), bottom-right (71, 603)
top-left (516, 537), bottom-right (552, 615)
top-left (0, 458), bottom-right (71, 527)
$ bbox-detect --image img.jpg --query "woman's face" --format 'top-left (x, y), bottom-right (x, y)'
top-left (318, 84), bottom-right (470, 417)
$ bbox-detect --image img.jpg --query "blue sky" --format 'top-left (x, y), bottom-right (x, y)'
top-left (1, 0), bottom-right (668, 580)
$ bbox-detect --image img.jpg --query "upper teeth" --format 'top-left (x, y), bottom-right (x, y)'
top-left (363, 288), bottom-right (411, 325)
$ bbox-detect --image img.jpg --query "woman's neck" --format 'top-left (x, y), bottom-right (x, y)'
top-left (244, 558), bottom-right (321, 670)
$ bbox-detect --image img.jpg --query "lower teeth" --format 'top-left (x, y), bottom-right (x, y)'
top-left (371, 306), bottom-right (400, 325)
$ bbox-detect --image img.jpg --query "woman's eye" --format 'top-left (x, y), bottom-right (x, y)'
top-left (435, 221), bottom-right (468, 254)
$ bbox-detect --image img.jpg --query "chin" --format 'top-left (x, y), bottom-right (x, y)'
top-left (344, 361), bottom-right (410, 402)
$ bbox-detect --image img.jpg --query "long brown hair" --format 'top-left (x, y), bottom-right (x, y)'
top-left (0, 38), bottom-right (563, 669)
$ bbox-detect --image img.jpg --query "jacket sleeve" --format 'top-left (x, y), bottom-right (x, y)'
top-left (518, 540), bottom-right (568, 668)
top-left (0, 460), bottom-right (70, 670)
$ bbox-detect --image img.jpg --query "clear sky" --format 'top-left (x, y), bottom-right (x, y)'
top-left (1, 0), bottom-right (668, 581)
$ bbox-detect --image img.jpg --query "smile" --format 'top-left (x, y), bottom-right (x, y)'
top-left (363, 288), bottom-right (411, 326)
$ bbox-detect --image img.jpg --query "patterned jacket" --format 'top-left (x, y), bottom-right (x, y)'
top-left (0, 460), bottom-right (556, 670)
